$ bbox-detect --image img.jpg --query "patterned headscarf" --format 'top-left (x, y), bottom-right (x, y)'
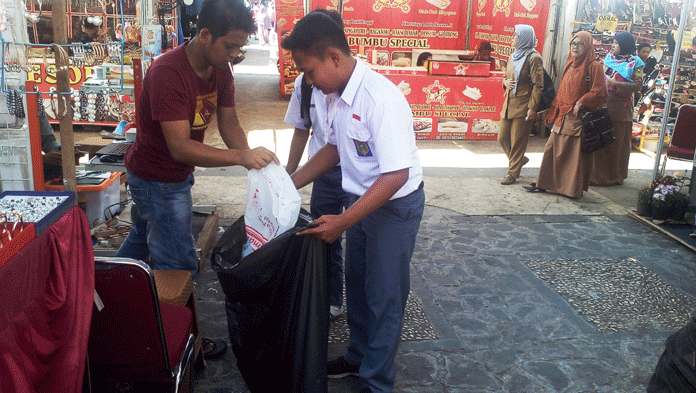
top-left (604, 31), bottom-right (644, 82)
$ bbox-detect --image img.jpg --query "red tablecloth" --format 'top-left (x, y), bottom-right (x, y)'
top-left (0, 206), bottom-right (95, 393)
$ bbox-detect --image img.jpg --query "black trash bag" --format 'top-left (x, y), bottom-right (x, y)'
top-left (648, 315), bottom-right (696, 392)
top-left (211, 210), bottom-right (329, 393)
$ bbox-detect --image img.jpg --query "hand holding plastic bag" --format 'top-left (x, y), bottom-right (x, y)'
top-left (244, 162), bottom-right (301, 256)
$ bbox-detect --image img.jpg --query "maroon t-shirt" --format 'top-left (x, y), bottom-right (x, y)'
top-left (124, 43), bottom-right (235, 182)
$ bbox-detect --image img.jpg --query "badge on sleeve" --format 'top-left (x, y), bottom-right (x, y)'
top-left (353, 140), bottom-right (373, 157)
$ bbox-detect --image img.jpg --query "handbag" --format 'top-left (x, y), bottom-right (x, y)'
top-left (581, 107), bottom-right (615, 152)
top-left (580, 68), bottom-right (615, 152)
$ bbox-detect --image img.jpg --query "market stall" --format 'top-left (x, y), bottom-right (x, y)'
top-left (567, 0), bottom-right (696, 174)
top-left (24, 0), bottom-right (175, 127)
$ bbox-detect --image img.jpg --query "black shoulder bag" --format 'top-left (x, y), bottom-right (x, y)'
top-left (580, 66), bottom-right (615, 153)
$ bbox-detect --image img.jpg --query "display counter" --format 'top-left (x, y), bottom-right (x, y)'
top-left (0, 205), bottom-right (94, 392)
top-left (374, 67), bottom-right (504, 140)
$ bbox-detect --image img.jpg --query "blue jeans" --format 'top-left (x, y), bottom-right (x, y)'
top-left (343, 182), bottom-right (425, 393)
top-left (116, 172), bottom-right (199, 277)
top-left (311, 166), bottom-right (349, 308)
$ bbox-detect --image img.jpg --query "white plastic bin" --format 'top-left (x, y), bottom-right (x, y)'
top-left (45, 172), bottom-right (122, 227)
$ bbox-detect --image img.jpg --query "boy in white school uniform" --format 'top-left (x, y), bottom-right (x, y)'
top-left (281, 10), bottom-right (425, 393)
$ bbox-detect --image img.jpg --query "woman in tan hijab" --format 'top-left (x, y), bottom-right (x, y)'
top-left (523, 31), bottom-right (607, 198)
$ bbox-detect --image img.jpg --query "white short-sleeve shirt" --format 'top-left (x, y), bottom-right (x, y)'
top-left (283, 74), bottom-right (330, 158)
top-left (326, 60), bottom-right (422, 199)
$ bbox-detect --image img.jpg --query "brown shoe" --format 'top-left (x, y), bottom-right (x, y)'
top-left (501, 175), bottom-right (517, 185)
top-left (521, 156), bottom-right (530, 167)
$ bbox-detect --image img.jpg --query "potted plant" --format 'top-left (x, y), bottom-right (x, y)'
top-left (637, 186), bottom-right (653, 217)
top-left (651, 174), bottom-right (691, 221)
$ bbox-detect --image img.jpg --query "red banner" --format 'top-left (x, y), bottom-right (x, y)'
top-left (468, 0), bottom-right (551, 62)
top-left (314, 0), bottom-right (467, 66)
top-left (276, 0), bottom-right (305, 96)
top-left (379, 71), bottom-right (504, 140)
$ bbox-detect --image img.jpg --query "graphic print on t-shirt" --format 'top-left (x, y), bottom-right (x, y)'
top-left (192, 91), bottom-right (218, 131)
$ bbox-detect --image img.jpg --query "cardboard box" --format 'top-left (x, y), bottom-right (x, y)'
top-left (429, 61), bottom-right (490, 77)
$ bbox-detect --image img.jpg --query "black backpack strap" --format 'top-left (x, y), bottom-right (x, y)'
top-left (300, 76), bottom-right (312, 129)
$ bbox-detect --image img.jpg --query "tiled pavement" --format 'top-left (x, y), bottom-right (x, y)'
top-left (192, 205), bottom-right (696, 392)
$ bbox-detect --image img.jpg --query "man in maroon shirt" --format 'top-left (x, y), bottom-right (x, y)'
top-left (116, 0), bottom-right (278, 359)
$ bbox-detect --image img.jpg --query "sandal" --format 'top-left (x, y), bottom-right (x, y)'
top-left (202, 337), bottom-right (227, 360)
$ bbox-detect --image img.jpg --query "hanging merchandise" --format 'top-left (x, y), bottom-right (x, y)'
top-left (35, 85), bottom-right (44, 119)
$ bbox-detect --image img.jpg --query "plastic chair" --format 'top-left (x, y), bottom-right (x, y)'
top-left (89, 257), bottom-right (196, 393)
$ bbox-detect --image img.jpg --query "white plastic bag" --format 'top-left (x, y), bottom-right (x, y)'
top-left (243, 162), bottom-right (301, 256)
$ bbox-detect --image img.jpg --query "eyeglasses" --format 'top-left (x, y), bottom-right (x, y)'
top-left (570, 42), bottom-right (585, 48)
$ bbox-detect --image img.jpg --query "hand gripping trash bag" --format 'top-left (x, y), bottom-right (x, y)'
top-left (211, 210), bottom-right (329, 393)
top-left (244, 162), bottom-right (302, 254)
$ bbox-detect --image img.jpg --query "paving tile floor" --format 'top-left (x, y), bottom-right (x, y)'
top-left (190, 205), bottom-right (696, 392)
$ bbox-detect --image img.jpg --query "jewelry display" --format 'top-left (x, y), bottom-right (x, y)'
top-left (79, 90), bottom-right (88, 120)
top-left (107, 42), bottom-right (121, 63)
top-left (0, 210), bottom-right (26, 245)
top-left (0, 195), bottom-right (70, 251)
top-left (71, 89), bottom-right (81, 121)
top-left (0, 195), bottom-right (69, 223)
top-left (14, 90), bottom-right (24, 119)
top-left (86, 92), bottom-right (96, 123)
top-left (96, 91), bottom-right (106, 121)
top-left (34, 85), bottom-right (44, 119)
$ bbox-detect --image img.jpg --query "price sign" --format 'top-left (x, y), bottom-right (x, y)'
top-left (595, 14), bottom-right (618, 32)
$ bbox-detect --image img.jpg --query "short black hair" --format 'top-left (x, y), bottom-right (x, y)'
top-left (416, 52), bottom-right (432, 66)
top-left (83, 20), bottom-right (97, 30)
top-left (280, 9), bottom-right (350, 59)
top-left (637, 42), bottom-right (651, 51)
top-left (198, 0), bottom-right (256, 41)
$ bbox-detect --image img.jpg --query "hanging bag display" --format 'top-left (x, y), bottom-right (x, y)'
top-left (580, 68), bottom-right (615, 152)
